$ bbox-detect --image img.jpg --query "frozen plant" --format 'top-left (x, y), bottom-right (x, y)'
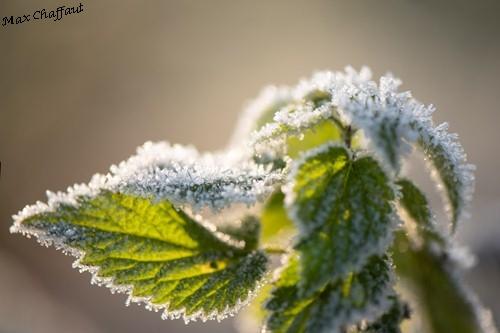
top-left (11, 67), bottom-right (497, 333)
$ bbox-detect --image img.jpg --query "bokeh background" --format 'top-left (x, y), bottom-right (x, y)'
top-left (1, 0), bottom-right (500, 332)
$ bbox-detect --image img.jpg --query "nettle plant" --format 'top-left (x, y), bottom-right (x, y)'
top-left (11, 68), bottom-right (497, 333)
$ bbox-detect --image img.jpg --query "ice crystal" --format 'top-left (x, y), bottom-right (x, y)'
top-left (117, 142), bottom-right (284, 212)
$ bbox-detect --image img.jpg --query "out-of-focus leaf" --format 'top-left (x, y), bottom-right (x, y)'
top-left (357, 296), bottom-right (410, 333)
top-left (397, 178), bottom-right (445, 245)
top-left (393, 233), bottom-right (492, 333)
top-left (260, 191), bottom-right (295, 245)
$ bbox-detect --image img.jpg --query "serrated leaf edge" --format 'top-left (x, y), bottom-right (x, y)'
top-left (11, 222), bottom-right (268, 323)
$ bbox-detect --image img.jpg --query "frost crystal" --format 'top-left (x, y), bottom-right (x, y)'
top-left (115, 142), bottom-right (285, 212)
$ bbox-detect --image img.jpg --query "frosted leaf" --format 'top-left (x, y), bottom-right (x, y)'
top-left (245, 67), bottom-right (420, 170)
top-left (328, 73), bottom-right (419, 171)
top-left (11, 141), bottom-right (284, 226)
top-left (263, 254), bottom-right (395, 333)
top-left (285, 143), bottom-right (396, 295)
top-left (251, 101), bottom-right (341, 159)
top-left (393, 232), bottom-right (497, 333)
top-left (397, 178), bottom-right (432, 227)
top-left (239, 68), bottom-right (474, 229)
top-left (11, 191), bottom-right (269, 322)
top-left (115, 142), bottom-right (285, 212)
top-left (285, 120), bottom-right (342, 159)
top-left (397, 178), bottom-right (476, 268)
top-left (395, 180), bottom-right (496, 333)
top-left (414, 122), bottom-right (475, 230)
top-left (396, 178), bottom-right (446, 246)
top-left (354, 296), bottom-right (410, 333)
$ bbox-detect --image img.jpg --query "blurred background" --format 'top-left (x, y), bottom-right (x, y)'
top-left (1, 0), bottom-right (500, 332)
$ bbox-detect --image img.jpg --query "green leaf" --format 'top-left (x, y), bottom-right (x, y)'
top-left (340, 107), bottom-right (411, 173)
top-left (287, 120), bottom-right (342, 159)
top-left (14, 191), bottom-right (268, 322)
top-left (255, 89), bottom-right (332, 135)
top-left (264, 254), bottom-right (394, 333)
top-left (250, 95), bottom-right (345, 162)
top-left (397, 178), bottom-right (444, 245)
top-left (419, 138), bottom-right (461, 225)
top-left (260, 191), bottom-right (295, 245)
top-left (357, 296), bottom-right (410, 333)
top-left (393, 233), bottom-right (492, 333)
top-left (395, 180), bottom-right (493, 333)
top-left (253, 119), bottom-right (343, 172)
top-left (397, 178), bottom-right (431, 226)
top-left (288, 145), bottom-right (395, 295)
top-left (372, 116), bottom-right (404, 171)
